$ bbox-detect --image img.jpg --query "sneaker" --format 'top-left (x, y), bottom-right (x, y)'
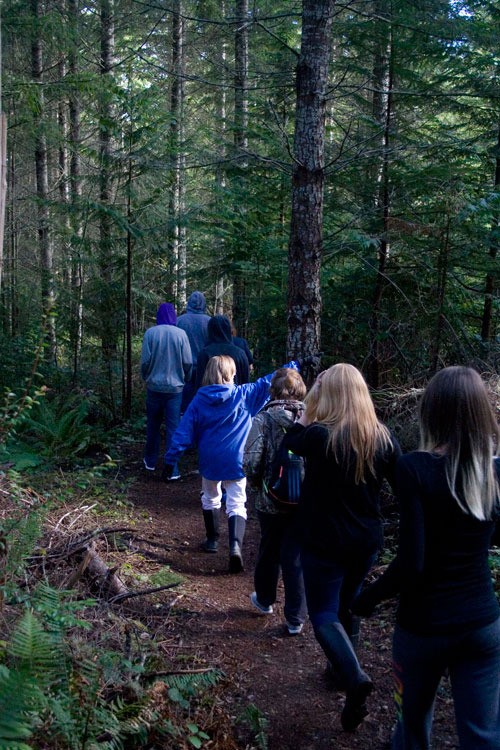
top-left (143, 459), bottom-right (155, 472)
top-left (161, 467), bottom-right (181, 482)
top-left (250, 592), bottom-right (273, 615)
top-left (286, 621), bottom-right (304, 636)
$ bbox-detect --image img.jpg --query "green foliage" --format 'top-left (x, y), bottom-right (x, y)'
top-left (237, 703), bottom-right (269, 750)
top-left (0, 470), bottom-right (223, 750)
top-left (15, 396), bottom-right (93, 462)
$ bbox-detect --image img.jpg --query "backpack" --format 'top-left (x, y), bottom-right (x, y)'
top-left (263, 426), bottom-right (305, 511)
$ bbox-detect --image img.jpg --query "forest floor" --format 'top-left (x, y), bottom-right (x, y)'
top-left (120, 447), bottom-right (460, 750)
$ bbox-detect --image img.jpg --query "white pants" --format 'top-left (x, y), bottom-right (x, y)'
top-left (200, 476), bottom-right (247, 519)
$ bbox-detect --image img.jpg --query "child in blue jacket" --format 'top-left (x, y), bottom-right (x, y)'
top-left (163, 354), bottom-right (299, 573)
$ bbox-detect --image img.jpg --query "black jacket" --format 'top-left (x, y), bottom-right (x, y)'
top-left (195, 315), bottom-right (250, 390)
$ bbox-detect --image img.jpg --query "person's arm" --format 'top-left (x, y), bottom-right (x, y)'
top-left (181, 335), bottom-right (193, 382)
top-left (244, 360), bottom-right (301, 416)
top-left (243, 413), bottom-right (267, 488)
top-left (383, 434), bottom-right (403, 492)
top-left (140, 332), bottom-right (152, 380)
top-left (164, 404), bottom-right (197, 470)
top-left (194, 351), bottom-right (208, 391)
top-left (352, 455), bottom-right (426, 616)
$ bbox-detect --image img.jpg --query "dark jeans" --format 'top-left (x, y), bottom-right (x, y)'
top-left (301, 549), bottom-right (377, 632)
top-left (144, 389), bottom-right (182, 473)
top-left (181, 373), bottom-right (197, 414)
top-left (392, 618), bottom-right (500, 750)
top-left (254, 510), bottom-right (307, 626)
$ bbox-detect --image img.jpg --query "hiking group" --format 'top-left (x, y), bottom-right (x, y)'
top-left (140, 293), bottom-right (500, 750)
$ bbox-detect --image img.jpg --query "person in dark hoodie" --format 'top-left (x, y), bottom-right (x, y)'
top-left (141, 302), bottom-right (193, 477)
top-left (195, 315), bottom-right (250, 391)
top-left (177, 291), bottom-right (211, 412)
top-left (163, 354), bottom-right (300, 573)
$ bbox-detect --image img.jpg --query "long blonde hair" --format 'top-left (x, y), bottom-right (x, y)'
top-left (305, 363), bottom-right (391, 483)
top-left (419, 366), bottom-right (499, 520)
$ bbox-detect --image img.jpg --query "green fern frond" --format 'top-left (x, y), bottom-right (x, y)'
top-left (8, 609), bottom-right (62, 687)
top-left (1, 511), bottom-right (43, 597)
top-left (0, 663), bottom-right (40, 750)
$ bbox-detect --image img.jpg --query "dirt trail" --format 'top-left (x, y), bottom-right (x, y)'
top-left (127, 460), bottom-right (458, 750)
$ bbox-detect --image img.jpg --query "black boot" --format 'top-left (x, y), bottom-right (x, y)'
top-left (228, 515), bottom-right (246, 573)
top-left (315, 622), bottom-right (373, 732)
top-left (325, 614), bottom-right (362, 690)
top-left (201, 509), bottom-right (220, 553)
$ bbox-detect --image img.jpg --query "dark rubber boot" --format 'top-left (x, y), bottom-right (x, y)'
top-left (315, 622), bottom-right (373, 732)
top-left (228, 515), bottom-right (246, 573)
top-left (201, 509), bottom-right (220, 553)
top-left (325, 614), bottom-right (362, 690)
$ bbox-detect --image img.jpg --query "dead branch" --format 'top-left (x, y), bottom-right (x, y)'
top-left (109, 582), bottom-right (181, 604)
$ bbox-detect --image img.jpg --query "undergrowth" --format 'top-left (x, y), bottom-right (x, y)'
top-left (0, 470), bottom-right (232, 750)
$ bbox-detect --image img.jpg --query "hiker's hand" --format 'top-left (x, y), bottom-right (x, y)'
top-left (351, 587), bottom-right (379, 618)
top-left (297, 353), bottom-right (322, 369)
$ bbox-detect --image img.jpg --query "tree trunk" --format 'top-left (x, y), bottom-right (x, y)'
top-left (287, 0), bottom-right (335, 366)
top-left (68, 0), bottom-right (84, 380)
top-left (31, 0), bottom-right (57, 363)
top-left (231, 0), bottom-right (249, 334)
top-left (367, 2), bottom-right (393, 388)
top-left (99, 0), bottom-right (116, 370)
top-left (429, 218), bottom-right (451, 374)
top-left (0, 114), bottom-right (7, 296)
top-left (480, 123), bottom-right (499, 345)
top-left (167, 0), bottom-right (186, 309)
top-left (214, 0), bottom-right (227, 316)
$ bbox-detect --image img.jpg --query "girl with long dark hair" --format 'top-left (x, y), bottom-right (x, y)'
top-left (353, 366), bottom-right (500, 748)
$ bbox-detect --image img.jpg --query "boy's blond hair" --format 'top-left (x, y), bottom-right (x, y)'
top-left (202, 355), bottom-right (236, 386)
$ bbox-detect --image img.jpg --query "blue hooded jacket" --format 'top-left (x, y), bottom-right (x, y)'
top-left (165, 362), bottom-right (299, 480)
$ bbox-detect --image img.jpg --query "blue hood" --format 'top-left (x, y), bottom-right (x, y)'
top-left (156, 303), bottom-right (177, 325)
top-left (196, 383), bottom-right (235, 406)
top-left (186, 291), bottom-right (208, 314)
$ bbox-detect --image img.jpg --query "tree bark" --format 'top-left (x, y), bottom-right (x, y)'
top-left (99, 0), bottom-right (116, 367)
top-left (31, 0), bottom-right (57, 363)
top-left (232, 0), bottom-right (249, 334)
top-left (287, 0), bottom-right (335, 365)
top-left (68, 0), bottom-right (84, 380)
top-left (480, 123), bottom-right (499, 345)
top-left (0, 114), bottom-right (7, 296)
top-left (367, 1), bottom-right (393, 388)
top-left (167, 0), bottom-right (186, 309)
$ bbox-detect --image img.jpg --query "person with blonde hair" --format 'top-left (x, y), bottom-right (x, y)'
top-left (164, 355), bottom-right (301, 573)
top-left (353, 366), bottom-right (500, 749)
top-left (283, 362), bottom-right (401, 731)
top-left (244, 368), bottom-right (308, 635)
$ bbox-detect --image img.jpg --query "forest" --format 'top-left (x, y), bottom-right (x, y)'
top-left (0, 1), bottom-right (499, 748)
top-left (0, 0), bottom-right (499, 418)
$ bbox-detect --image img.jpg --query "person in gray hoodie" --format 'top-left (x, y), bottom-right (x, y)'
top-left (141, 302), bottom-right (192, 476)
top-left (177, 291), bottom-right (211, 412)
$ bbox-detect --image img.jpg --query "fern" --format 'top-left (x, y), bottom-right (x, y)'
top-left (14, 396), bottom-right (93, 463)
top-left (1, 510), bottom-right (44, 600)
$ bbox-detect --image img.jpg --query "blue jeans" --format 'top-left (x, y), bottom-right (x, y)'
top-left (181, 376), bottom-right (196, 415)
top-left (144, 390), bottom-right (182, 473)
top-left (392, 618), bottom-right (500, 750)
top-left (301, 550), bottom-right (377, 632)
top-left (254, 511), bottom-right (307, 627)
